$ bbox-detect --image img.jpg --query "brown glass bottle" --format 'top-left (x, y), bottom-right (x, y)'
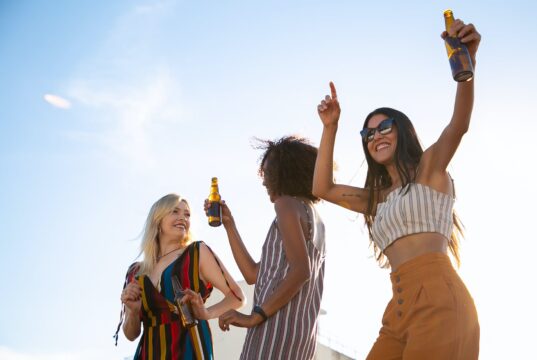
top-left (444, 9), bottom-right (474, 82)
top-left (171, 276), bottom-right (198, 328)
top-left (208, 177), bottom-right (222, 227)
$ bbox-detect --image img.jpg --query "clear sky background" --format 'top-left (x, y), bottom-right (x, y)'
top-left (1, 0), bottom-right (536, 359)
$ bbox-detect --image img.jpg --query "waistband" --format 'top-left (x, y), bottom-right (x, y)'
top-left (389, 252), bottom-right (456, 287)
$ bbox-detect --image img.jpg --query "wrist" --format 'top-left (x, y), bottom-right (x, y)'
top-left (323, 123), bottom-right (338, 131)
top-left (252, 305), bottom-right (268, 324)
top-left (222, 217), bottom-right (235, 229)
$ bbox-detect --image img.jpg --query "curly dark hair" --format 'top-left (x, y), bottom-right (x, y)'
top-left (254, 135), bottom-right (320, 203)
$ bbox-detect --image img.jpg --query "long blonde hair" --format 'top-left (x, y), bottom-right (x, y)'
top-left (137, 194), bottom-right (193, 276)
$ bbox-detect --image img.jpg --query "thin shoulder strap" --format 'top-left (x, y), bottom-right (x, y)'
top-left (203, 242), bottom-right (242, 302)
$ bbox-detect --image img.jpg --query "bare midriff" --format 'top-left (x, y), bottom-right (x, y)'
top-left (384, 232), bottom-right (448, 271)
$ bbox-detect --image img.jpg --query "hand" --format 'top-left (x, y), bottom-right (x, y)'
top-left (121, 280), bottom-right (142, 314)
top-left (205, 198), bottom-right (234, 226)
top-left (442, 19), bottom-right (481, 64)
top-left (220, 200), bottom-right (234, 226)
top-left (317, 82), bottom-right (341, 127)
top-left (218, 309), bottom-right (262, 331)
top-left (181, 288), bottom-right (210, 320)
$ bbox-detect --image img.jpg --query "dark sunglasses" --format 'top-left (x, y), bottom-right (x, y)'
top-left (360, 118), bottom-right (395, 143)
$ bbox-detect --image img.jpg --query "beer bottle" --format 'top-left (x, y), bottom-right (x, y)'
top-left (176, 291), bottom-right (198, 328)
top-left (443, 9), bottom-right (474, 82)
top-left (171, 276), bottom-right (198, 328)
top-left (208, 177), bottom-right (222, 227)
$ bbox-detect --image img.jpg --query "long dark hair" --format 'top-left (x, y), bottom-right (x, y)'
top-left (362, 107), bottom-right (463, 268)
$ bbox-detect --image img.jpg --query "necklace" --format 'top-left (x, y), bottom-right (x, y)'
top-left (157, 246), bottom-right (183, 262)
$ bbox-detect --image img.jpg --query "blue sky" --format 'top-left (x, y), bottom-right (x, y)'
top-left (1, 0), bottom-right (536, 359)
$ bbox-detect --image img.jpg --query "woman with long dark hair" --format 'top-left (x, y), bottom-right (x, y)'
top-left (313, 18), bottom-right (481, 359)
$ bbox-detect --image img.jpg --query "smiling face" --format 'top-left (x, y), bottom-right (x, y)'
top-left (365, 114), bottom-right (398, 165)
top-left (159, 200), bottom-right (190, 241)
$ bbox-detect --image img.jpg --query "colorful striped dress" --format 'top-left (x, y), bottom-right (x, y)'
top-left (120, 241), bottom-right (214, 360)
top-left (240, 200), bottom-right (326, 360)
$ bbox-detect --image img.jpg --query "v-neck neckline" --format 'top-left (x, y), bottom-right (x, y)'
top-left (149, 243), bottom-right (191, 292)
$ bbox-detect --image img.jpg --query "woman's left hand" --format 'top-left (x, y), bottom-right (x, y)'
top-left (442, 19), bottom-right (481, 64)
top-left (218, 309), bottom-right (262, 331)
top-left (181, 289), bottom-right (210, 320)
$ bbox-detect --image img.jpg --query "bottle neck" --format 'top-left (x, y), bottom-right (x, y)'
top-left (444, 10), bottom-right (454, 32)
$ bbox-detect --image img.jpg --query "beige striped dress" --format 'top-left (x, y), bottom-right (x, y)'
top-left (240, 200), bottom-right (326, 360)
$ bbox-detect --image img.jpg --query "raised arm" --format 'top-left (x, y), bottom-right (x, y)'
top-left (427, 20), bottom-right (481, 173)
top-left (313, 82), bottom-right (370, 213)
top-left (213, 199), bottom-right (259, 284)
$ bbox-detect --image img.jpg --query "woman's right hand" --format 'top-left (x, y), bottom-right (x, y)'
top-left (121, 280), bottom-right (142, 314)
top-left (317, 81), bottom-right (341, 127)
top-left (204, 198), bottom-right (234, 226)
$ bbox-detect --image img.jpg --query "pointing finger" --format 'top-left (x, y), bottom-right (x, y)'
top-left (329, 81), bottom-right (337, 100)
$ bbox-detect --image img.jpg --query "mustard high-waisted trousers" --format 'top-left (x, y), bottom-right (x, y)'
top-left (367, 252), bottom-right (480, 360)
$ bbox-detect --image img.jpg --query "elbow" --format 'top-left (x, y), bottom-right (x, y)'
top-left (125, 334), bottom-right (137, 342)
top-left (296, 263), bottom-right (311, 286)
top-left (457, 121), bottom-right (470, 136)
top-left (232, 287), bottom-right (247, 309)
top-left (123, 328), bottom-right (140, 342)
top-left (238, 291), bottom-right (247, 309)
top-left (312, 184), bottom-right (326, 199)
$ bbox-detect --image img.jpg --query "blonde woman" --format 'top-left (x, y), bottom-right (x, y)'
top-left (114, 194), bottom-right (245, 359)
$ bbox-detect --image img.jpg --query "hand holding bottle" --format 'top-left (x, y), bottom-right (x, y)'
top-left (442, 18), bottom-right (481, 66)
top-left (204, 198), bottom-right (234, 227)
top-left (207, 177), bottom-right (222, 227)
top-left (181, 288), bottom-right (210, 320)
top-left (441, 11), bottom-right (481, 81)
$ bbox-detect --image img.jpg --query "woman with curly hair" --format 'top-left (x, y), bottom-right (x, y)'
top-left (215, 136), bottom-right (326, 360)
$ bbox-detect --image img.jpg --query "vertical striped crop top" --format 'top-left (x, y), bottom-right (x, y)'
top-left (371, 183), bottom-right (454, 251)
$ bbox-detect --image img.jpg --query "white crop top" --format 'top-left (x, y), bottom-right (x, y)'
top-left (371, 183), bottom-right (454, 251)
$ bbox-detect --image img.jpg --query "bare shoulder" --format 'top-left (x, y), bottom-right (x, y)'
top-left (273, 196), bottom-right (300, 212)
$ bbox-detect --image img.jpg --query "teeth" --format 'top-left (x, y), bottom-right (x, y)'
top-left (376, 143), bottom-right (390, 151)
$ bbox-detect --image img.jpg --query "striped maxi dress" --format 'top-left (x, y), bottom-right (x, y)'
top-left (240, 200), bottom-right (326, 360)
top-left (116, 241), bottom-right (214, 360)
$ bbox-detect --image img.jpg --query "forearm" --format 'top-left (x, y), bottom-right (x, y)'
top-left (257, 267), bottom-right (309, 317)
top-left (312, 124), bottom-right (338, 197)
top-left (223, 218), bottom-right (259, 284)
top-left (206, 290), bottom-right (246, 319)
top-left (122, 309), bottom-right (141, 341)
top-left (451, 78), bottom-right (474, 134)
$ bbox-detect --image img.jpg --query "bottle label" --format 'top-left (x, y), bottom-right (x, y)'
top-left (208, 202), bottom-right (221, 218)
top-left (445, 37), bottom-right (474, 82)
